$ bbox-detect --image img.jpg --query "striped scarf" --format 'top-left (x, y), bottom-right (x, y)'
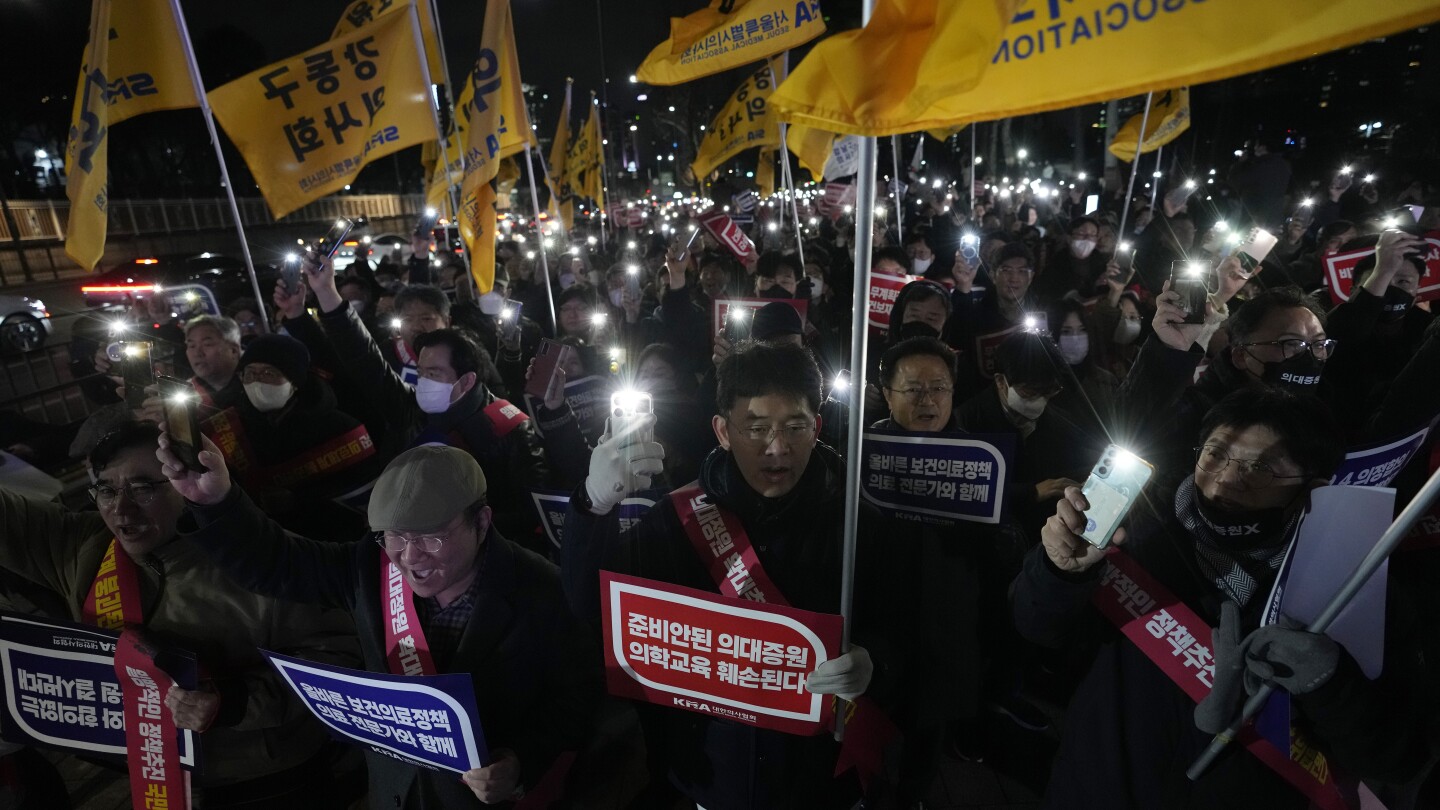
top-left (1173, 476), bottom-right (1299, 606)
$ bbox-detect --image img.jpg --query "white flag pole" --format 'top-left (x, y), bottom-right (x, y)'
top-left (767, 55), bottom-right (805, 266)
top-left (421, 0), bottom-right (470, 276)
top-left (522, 144), bottom-right (557, 333)
top-left (890, 133), bottom-right (904, 237)
top-left (166, 0), bottom-right (269, 333)
top-left (1116, 92), bottom-right (1154, 239)
top-left (1149, 144), bottom-right (1165, 210)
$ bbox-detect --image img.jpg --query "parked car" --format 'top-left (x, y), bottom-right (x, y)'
top-left (80, 253), bottom-right (277, 310)
top-left (0, 294), bottom-right (53, 353)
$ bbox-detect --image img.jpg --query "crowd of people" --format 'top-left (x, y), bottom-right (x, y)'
top-left (1, 153), bottom-right (1439, 810)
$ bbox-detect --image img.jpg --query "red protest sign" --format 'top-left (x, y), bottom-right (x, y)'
top-left (1324, 232), bottom-right (1440, 306)
top-left (868, 273), bottom-right (923, 332)
top-left (819, 182), bottom-right (856, 221)
top-left (975, 325), bottom-right (1022, 376)
top-left (600, 572), bottom-right (842, 736)
top-left (698, 208), bottom-right (758, 265)
top-left (712, 297), bottom-right (808, 338)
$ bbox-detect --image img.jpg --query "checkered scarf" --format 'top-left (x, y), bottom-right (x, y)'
top-left (1173, 476), bottom-right (1298, 606)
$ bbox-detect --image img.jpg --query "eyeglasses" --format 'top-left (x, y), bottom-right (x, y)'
top-left (1194, 445), bottom-right (1307, 487)
top-left (89, 480), bottom-right (172, 508)
top-left (1236, 338), bottom-right (1337, 361)
top-left (884, 384), bottom-right (953, 402)
top-left (241, 366), bottom-right (288, 384)
top-left (374, 524), bottom-right (466, 554)
top-left (734, 423), bottom-right (817, 446)
top-left (994, 264), bottom-right (1034, 277)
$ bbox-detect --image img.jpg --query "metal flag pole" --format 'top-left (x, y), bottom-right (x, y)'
top-left (890, 134), bottom-right (904, 237)
top-left (407, 1), bottom-right (469, 279)
top-left (767, 54), bottom-right (805, 266)
top-left (522, 143), bottom-right (557, 333)
top-left (1188, 462), bottom-right (1440, 780)
top-left (835, 0), bottom-right (878, 741)
top-left (1116, 91), bottom-right (1154, 239)
top-left (1149, 144), bottom-right (1165, 210)
top-left (167, 0), bottom-right (269, 333)
top-left (423, 0), bottom-right (470, 274)
top-left (538, 78), bottom-right (573, 245)
top-left (970, 124), bottom-right (978, 214)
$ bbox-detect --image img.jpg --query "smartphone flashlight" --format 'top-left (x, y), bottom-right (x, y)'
top-left (1213, 221), bottom-right (1230, 233)
top-left (1301, 198), bottom-right (1314, 207)
top-left (1340, 165), bottom-right (1353, 175)
top-left (1364, 174), bottom-right (1377, 184)
top-left (831, 374), bottom-right (850, 394)
top-left (390, 317), bottom-right (402, 330)
top-left (1112, 447), bottom-right (1139, 471)
top-left (1185, 262), bottom-right (1206, 277)
top-left (1117, 241), bottom-right (1132, 253)
top-left (1184, 179), bottom-right (1197, 189)
top-left (729, 308), bottom-right (750, 324)
top-left (591, 312), bottom-right (607, 326)
top-left (500, 306), bottom-right (514, 321)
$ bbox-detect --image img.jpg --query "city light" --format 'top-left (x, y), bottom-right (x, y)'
top-left (1017, 148), bottom-right (1029, 160)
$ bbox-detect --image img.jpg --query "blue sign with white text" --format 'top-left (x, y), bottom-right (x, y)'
top-left (861, 429), bottom-right (1014, 525)
top-left (263, 651), bottom-right (488, 774)
top-left (1330, 423), bottom-right (1432, 488)
top-left (0, 612), bottom-right (198, 767)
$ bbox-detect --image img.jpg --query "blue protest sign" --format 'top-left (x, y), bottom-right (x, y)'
top-left (860, 429), bottom-right (1014, 525)
top-left (524, 374), bottom-right (610, 444)
top-left (0, 612), bottom-right (198, 767)
top-left (263, 650), bottom-right (487, 774)
top-left (1330, 423), bottom-right (1431, 487)
top-left (531, 489), bottom-right (658, 548)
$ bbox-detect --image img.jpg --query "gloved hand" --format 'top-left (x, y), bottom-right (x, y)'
top-left (1195, 601), bottom-right (1247, 734)
top-left (805, 645), bottom-right (873, 701)
top-left (1240, 615), bottom-right (1340, 696)
top-left (583, 414), bottom-right (664, 515)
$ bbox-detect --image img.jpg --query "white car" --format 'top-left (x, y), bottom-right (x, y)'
top-left (0, 294), bottom-right (53, 353)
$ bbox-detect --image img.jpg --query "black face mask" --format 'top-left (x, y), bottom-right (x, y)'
top-left (1258, 350), bottom-right (1324, 392)
top-left (1195, 496), bottom-right (1290, 543)
top-left (1380, 286), bottom-right (1414, 323)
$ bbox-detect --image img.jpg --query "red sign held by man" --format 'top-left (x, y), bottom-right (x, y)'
top-left (1323, 231), bottom-right (1440, 306)
top-left (698, 208), bottom-right (758, 266)
top-left (600, 572), bottom-right (842, 737)
top-left (868, 273), bottom-right (923, 332)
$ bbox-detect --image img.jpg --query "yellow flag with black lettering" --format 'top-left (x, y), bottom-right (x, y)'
top-left (756, 149), bottom-right (776, 198)
top-left (547, 83), bottom-right (574, 232)
top-left (691, 60), bottom-right (781, 181)
top-left (771, 0), bottom-right (1018, 137)
top-left (1108, 87), bottom-right (1190, 162)
top-left (458, 0), bottom-right (531, 294)
top-left (65, 0), bottom-right (199, 269)
top-left (333, 0), bottom-right (446, 85)
top-left (637, 0), bottom-right (827, 85)
top-left (496, 157), bottom-right (521, 209)
top-left (209, 10), bottom-right (434, 219)
top-left (777, 0), bottom-right (1440, 134)
top-left (427, 66), bottom-right (538, 217)
top-left (566, 101), bottom-right (604, 206)
top-left (784, 122), bottom-right (836, 182)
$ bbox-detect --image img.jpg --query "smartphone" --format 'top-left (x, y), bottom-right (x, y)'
top-left (1170, 260), bottom-right (1212, 325)
top-left (958, 233), bottom-right (980, 264)
top-left (499, 299), bottom-right (523, 342)
top-left (725, 306), bottom-right (753, 343)
top-left (413, 208), bottom-right (439, 239)
top-left (158, 376), bottom-right (205, 472)
top-left (120, 341), bottom-right (155, 411)
top-left (1079, 444), bottom-right (1155, 549)
top-left (526, 339), bottom-right (576, 402)
top-left (676, 225), bottom-right (704, 263)
top-left (625, 265), bottom-right (643, 300)
top-left (610, 391), bottom-right (655, 445)
top-left (1230, 227), bottom-right (1278, 279)
top-left (281, 253), bottom-right (303, 292)
top-left (315, 218), bottom-right (355, 260)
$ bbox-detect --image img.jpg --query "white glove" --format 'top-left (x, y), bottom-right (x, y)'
top-left (805, 645), bottom-right (873, 701)
top-left (584, 414), bottom-right (664, 515)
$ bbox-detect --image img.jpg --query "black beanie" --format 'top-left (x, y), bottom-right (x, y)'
top-left (238, 333), bottom-right (310, 385)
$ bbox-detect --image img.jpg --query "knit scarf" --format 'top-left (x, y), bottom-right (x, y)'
top-left (1173, 475), bottom-right (1300, 606)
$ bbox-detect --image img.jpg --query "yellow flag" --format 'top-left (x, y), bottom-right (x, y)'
top-left (756, 149), bottom-right (776, 198)
top-left (1107, 87), bottom-right (1190, 162)
top-left (496, 156), bottom-right (521, 209)
top-left (778, 0), bottom-right (1440, 135)
top-left (458, 0), bottom-right (532, 294)
top-left (637, 0), bottom-right (826, 85)
top-left (566, 101), bottom-right (604, 206)
top-left (547, 83), bottom-right (574, 232)
top-left (691, 61), bottom-right (782, 181)
top-left (333, 0), bottom-right (446, 85)
top-left (785, 122), bottom-right (836, 181)
top-left (64, 0), bottom-right (199, 269)
top-left (209, 11), bottom-right (435, 219)
top-left (771, 0), bottom-right (1018, 137)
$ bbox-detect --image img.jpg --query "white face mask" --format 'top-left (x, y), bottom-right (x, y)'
top-left (415, 377), bottom-right (458, 414)
top-left (244, 381), bottom-right (294, 412)
top-left (348, 299), bottom-right (368, 316)
top-left (1113, 318), bottom-right (1142, 346)
top-left (608, 288), bottom-right (625, 308)
top-left (912, 256), bottom-right (933, 275)
top-left (478, 291), bottom-right (505, 316)
top-left (558, 272), bottom-right (577, 290)
top-left (1004, 385), bottom-right (1048, 421)
top-left (1071, 239), bottom-right (1097, 259)
top-left (808, 279), bottom-right (825, 299)
top-left (1058, 334), bottom-right (1089, 365)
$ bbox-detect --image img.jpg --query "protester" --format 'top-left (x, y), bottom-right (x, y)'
top-left (948, 242), bottom-right (1042, 401)
top-left (388, 285), bottom-right (452, 386)
top-left (182, 315), bottom-right (246, 413)
top-left (162, 438), bottom-right (599, 808)
top-left (0, 422), bottom-right (361, 807)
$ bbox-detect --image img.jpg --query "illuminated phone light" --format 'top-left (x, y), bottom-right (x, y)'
top-left (608, 346), bottom-right (622, 360)
top-left (390, 318), bottom-right (402, 330)
top-left (591, 312), bottom-right (607, 326)
top-left (587, 236), bottom-right (598, 245)
top-left (1077, 172), bottom-right (1087, 180)
top-left (1213, 221), bottom-right (1229, 232)
top-left (1340, 165), bottom-right (1353, 174)
top-left (729, 308), bottom-right (750, 323)
top-left (1300, 198), bottom-right (1314, 207)
top-left (1363, 174), bottom-right (1377, 184)
top-left (542, 238), bottom-right (553, 248)
top-left (767, 221), bottom-right (779, 231)
top-left (425, 207), bottom-right (437, 218)
top-left (1112, 448), bottom-right (1139, 470)
top-left (570, 247), bottom-right (581, 256)
top-left (109, 319), bottom-right (126, 333)
top-left (627, 241), bottom-right (637, 250)
top-left (525, 251), bottom-right (536, 259)
top-left (1184, 179), bottom-right (1197, 189)
top-left (169, 393), bottom-right (195, 405)
top-left (1023, 315), bottom-right (1038, 331)
top-left (831, 374), bottom-right (850, 394)
top-left (1383, 217), bottom-right (1399, 229)
top-left (1186, 262), bottom-right (1205, 277)
top-left (500, 307), bottom-right (514, 321)
top-left (1225, 233), bottom-right (1242, 245)
top-left (1117, 241), bottom-right (1132, 253)
top-left (123, 345), bottom-right (141, 357)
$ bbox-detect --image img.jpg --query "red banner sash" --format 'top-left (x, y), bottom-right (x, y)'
top-left (82, 539), bottom-right (144, 631)
top-left (1092, 549), bottom-right (1352, 810)
top-left (380, 557), bottom-right (437, 677)
top-left (267, 424), bottom-right (376, 488)
top-left (115, 629), bottom-right (190, 810)
top-left (203, 408), bottom-right (259, 482)
top-left (671, 484), bottom-right (786, 606)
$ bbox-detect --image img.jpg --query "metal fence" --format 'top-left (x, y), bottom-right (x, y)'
top-left (0, 342), bottom-right (100, 426)
top-left (0, 194), bottom-right (427, 243)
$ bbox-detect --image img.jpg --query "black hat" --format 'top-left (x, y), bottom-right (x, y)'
top-left (751, 301), bottom-right (804, 341)
top-left (238, 333), bottom-right (310, 385)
